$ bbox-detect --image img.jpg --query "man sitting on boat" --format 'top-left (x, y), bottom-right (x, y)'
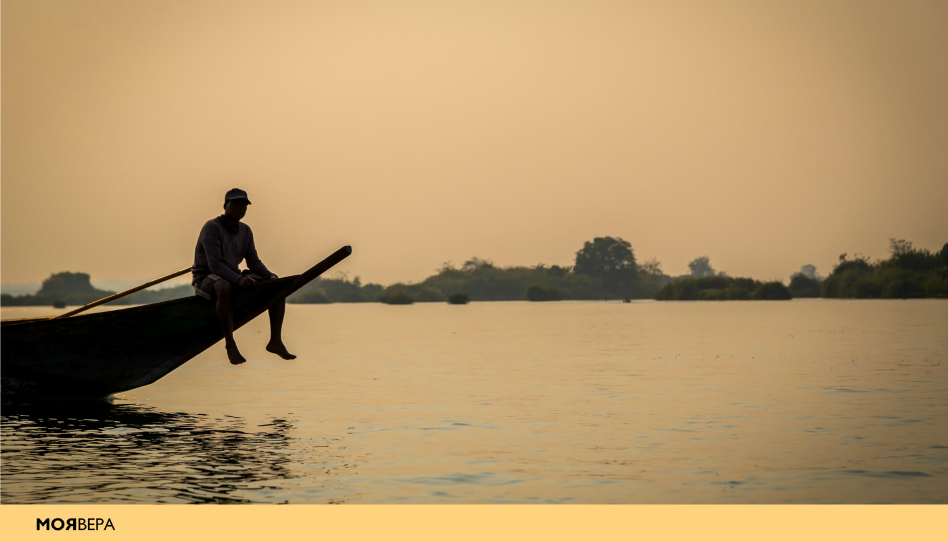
top-left (192, 188), bottom-right (296, 365)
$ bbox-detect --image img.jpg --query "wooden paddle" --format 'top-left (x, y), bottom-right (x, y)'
top-left (54, 267), bottom-right (193, 319)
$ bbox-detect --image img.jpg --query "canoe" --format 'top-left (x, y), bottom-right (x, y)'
top-left (1, 246), bottom-right (351, 401)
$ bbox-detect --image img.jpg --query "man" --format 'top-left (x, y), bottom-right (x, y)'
top-left (192, 188), bottom-right (296, 365)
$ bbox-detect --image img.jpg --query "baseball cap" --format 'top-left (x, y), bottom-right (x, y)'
top-left (224, 188), bottom-right (252, 204)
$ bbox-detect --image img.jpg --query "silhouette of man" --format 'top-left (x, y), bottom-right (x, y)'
top-left (192, 188), bottom-right (296, 365)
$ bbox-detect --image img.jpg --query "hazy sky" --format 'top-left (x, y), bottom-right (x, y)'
top-left (3, 0), bottom-right (946, 286)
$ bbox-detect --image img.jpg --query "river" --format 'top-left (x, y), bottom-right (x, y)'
top-left (2, 299), bottom-right (946, 503)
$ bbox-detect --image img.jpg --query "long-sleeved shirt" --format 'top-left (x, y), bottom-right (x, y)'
top-left (192, 216), bottom-right (273, 285)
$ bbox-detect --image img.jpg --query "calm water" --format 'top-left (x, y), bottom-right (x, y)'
top-left (2, 300), bottom-right (947, 503)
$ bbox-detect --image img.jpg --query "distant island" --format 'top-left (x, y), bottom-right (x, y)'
top-left (288, 237), bottom-right (948, 303)
top-left (1, 272), bottom-right (193, 307)
top-left (814, 239), bottom-right (948, 299)
top-left (3, 237), bottom-right (946, 308)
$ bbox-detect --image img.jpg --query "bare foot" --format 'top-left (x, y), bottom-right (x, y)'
top-left (226, 344), bottom-right (247, 365)
top-left (266, 341), bottom-right (297, 360)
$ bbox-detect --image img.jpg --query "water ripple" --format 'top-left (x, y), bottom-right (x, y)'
top-left (1, 401), bottom-right (348, 504)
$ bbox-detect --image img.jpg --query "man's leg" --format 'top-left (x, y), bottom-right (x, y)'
top-left (265, 299), bottom-right (297, 360)
top-left (214, 280), bottom-right (246, 365)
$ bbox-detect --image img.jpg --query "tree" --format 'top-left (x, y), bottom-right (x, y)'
top-left (687, 257), bottom-right (716, 278)
top-left (791, 264), bottom-right (821, 281)
top-left (639, 258), bottom-right (663, 276)
top-left (889, 238), bottom-right (913, 257)
top-left (574, 237), bottom-right (638, 282)
top-left (38, 272), bottom-right (102, 296)
top-left (788, 275), bottom-right (821, 297)
top-left (547, 265), bottom-right (569, 277)
top-left (461, 257), bottom-right (494, 272)
top-left (574, 237), bottom-right (641, 298)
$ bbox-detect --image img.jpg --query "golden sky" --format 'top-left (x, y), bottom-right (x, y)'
top-left (2, 0), bottom-right (946, 285)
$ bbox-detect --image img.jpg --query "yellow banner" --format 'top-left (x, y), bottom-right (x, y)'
top-left (1, 505), bottom-right (944, 541)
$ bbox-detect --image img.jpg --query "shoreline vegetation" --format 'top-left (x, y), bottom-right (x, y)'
top-left (3, 238), bottom-right (946, 308)
top-left (0, 272), bottom-right (194, 308)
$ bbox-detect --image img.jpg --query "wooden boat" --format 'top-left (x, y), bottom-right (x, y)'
top-left (1, 246), bottom-right (351, 401)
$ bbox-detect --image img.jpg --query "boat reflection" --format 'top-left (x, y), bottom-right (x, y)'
top-left (1, 401), bottom-right (344, 504)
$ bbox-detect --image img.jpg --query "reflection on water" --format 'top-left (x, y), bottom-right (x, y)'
top-left (1, 401), bottom-right (352, 504)
top-left (2, 300), bottom-right (947, 503)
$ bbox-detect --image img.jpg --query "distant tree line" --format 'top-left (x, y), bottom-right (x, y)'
top-left (656, 239), bottom-right (948, 301)
top-left (791, 239), bottom-right (948, 299)
top-left (287, 237), bottom-right (672, 304)
top-left (5, 238), bottom-right (945, 308)
top-left (654, 253), bottom-right (796, 300)
top-left (0, 272), bottom-right (194, 307)
top-left (655, 276), bottom-right (792, 300)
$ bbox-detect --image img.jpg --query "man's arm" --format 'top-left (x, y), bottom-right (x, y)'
top-left (201, 224), bottom-right (244, 284)
top-left (245, 229), bottom-right (276, 279)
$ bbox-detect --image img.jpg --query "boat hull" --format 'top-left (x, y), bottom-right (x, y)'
top-left (1, 246), bottom-right (350, 401)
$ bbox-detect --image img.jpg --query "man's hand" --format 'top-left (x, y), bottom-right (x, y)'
top-left (237, 276), bottom-right (257, 290)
